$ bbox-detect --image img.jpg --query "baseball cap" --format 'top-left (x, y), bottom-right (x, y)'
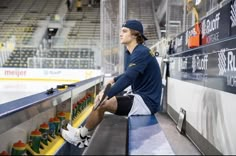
top-left (122, 20), bottom-right (148, 40)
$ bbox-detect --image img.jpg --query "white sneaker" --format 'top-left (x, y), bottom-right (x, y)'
top-left (61, 128), bottom-right (88, 148)
top-left (66, 123), bottom-right (78, 134)
top-left (76, 136), bottom-right (91, 148)
top-left (84, 135), bottom-right (91, 147)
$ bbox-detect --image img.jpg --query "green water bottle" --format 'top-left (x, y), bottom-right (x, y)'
top-left (29, 129), bottom-right (41, 153)
top-left (11, 140), bottom-right (26, 155)
top-left (39, 122), bottom-right (49, 145)
top-left (53, 117), bottom-right (60, 135)
top-left (48, 118), bottom-right (56, 138)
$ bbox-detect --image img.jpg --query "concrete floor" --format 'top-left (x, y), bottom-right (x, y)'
top-left (155, 112), bottom-right (201, 155)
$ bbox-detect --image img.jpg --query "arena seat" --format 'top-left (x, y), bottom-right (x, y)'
top-left (128, 115), bottom-right (174, 155)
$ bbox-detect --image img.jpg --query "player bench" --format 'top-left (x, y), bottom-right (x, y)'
top-left (127, 114), bottom-right (174, 155)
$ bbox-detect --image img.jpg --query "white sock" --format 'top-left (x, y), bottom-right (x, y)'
top-left (80, 126), bottom-right (89, 137)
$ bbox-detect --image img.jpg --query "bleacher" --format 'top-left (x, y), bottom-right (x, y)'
top-left (41, 1), bottom-right (101, 69)
top-left (0, 0), bottom-right (156, 69)
top-left (2, 48), bottom-right (36, 68)
top-left (127, 0), bottom-right (158, 47)
top-left (0, 0), bottom-right (64, 68)
top-left (63, 3), bottom-right (100, 47)
top-left (26, 48), bottom-right (95, 69)
top-left (0, 0), bottom-right (63, 47)
top-left (47, 48), bottom-right (94, 58)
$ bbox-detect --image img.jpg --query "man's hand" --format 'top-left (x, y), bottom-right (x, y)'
top-left (105, 78), bottom-right (114, 86)
top-left (93, 83), bottom-right (111, 110)
top-left (94, 91), bottom-right (105, 106)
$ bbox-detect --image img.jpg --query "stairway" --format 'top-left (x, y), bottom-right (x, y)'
top-left (127, 0), bottom-right (158, 47)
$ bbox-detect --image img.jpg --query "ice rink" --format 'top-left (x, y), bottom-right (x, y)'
top-left (0, 80), bottom-right (75, 104)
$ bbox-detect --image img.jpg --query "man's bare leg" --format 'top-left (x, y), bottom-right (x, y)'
top-left (61, 97), bottom-right (118, 147)
top-left (85, 96), bottom-right (118, 130)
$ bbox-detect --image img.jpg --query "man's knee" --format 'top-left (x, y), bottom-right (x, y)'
top-left (99, 97), bottom-right (117, 113)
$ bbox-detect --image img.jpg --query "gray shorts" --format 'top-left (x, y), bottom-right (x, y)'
top-left (115, 94), bottom-right (151, 116)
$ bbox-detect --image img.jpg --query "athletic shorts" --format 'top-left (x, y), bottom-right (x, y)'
top-left (115, 95), bottom-right (134, 116)
top-left (115, 94), bottom-right (151, 116)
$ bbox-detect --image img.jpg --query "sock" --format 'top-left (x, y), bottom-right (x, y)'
top-left (80, 126), bottom-right (88, 137)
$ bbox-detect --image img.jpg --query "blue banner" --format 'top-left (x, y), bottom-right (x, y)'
top-left (201, 2), bottom-right (231, 45)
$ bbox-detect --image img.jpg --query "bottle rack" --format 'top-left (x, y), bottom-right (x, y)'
top-left (0, 76), bottom-right (103, 155)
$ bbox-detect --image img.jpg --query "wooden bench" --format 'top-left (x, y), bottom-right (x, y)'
top-left (128, 115), bottom-right (174, 155)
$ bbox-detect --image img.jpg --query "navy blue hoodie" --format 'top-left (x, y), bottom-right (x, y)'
top-left (107, 44), bottom-right (162, 114)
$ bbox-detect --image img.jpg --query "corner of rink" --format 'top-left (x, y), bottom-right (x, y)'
top-left (0, 68), bottom-right (102, 104)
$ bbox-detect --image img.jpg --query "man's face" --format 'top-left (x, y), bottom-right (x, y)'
top-left (120, 27), bottom-right (135, 45)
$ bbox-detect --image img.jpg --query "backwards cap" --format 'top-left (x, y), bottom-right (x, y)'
top-left (122, 20), bottom-right (148, 40)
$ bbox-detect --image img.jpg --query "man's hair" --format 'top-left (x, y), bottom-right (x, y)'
top-left (130, 29), bottom-right (145, 44)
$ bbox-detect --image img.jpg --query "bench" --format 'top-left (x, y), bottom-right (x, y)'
top-left (128, 115), bottom-right (175, 155)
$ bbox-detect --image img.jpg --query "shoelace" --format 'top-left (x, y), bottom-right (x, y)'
top-left (76, 135), bottom-right (91, 148)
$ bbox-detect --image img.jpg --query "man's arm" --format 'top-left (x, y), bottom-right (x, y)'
top-left (107, 74), bottom-right (132, 99)
top-left (113, 74), bottom-right (124, 82)
top-left (107, 52), bottom-right (149, 98)
top-left (106, 73), bottom-right (124, 86)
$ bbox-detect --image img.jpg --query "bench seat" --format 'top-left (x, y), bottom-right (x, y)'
top-left (128, 115), bottom-right (174, 155)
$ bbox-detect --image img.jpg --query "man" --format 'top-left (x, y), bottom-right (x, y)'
top-left (66, 0), bottom-right (73, 11)
top-left (61, 20), bottom-right (162, 148)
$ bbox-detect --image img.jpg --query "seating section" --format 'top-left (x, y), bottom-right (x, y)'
top-left (0, 0), bottom-right (63, 47)
top-left (42, 2), bottom-right (100, 69)
top-left (0, 20), bottom-right (38, 45)
top-left (61, 4), bottom-right (100, 47)
top-left (2, 48), bottom-right (36, 68)
top-left (0, 0), bottom-right (157, 69)
top-left (47, 48), bottom-right (94, 58)
top-left (128, 115), bottom-right (174, 155)
top-left (26, 48), bottom-right (95, 69)
top-left (127, 0), bottom-right (158, 47)
top-left (0, 0), bottom-right (65, 68)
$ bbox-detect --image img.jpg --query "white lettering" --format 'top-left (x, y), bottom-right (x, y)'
top-left (207, 32), bottom-right (219, 43)
top-left (192, 55), bottom-right (208, 72)
top-left (206, 13), bottom-right (220, 34)
top-left (227, 51), bottom-right (236, 71)
top-left (202, 13), bottom-right (220, 38)
top-left (227, 76), bottom-right (236, 87)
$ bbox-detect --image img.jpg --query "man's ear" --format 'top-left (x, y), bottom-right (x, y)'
top-left (132, 35), bottom-right (136, 39)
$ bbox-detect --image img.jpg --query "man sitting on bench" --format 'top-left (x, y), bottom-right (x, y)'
top-left (61, 19), bottom-right (162, 148)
